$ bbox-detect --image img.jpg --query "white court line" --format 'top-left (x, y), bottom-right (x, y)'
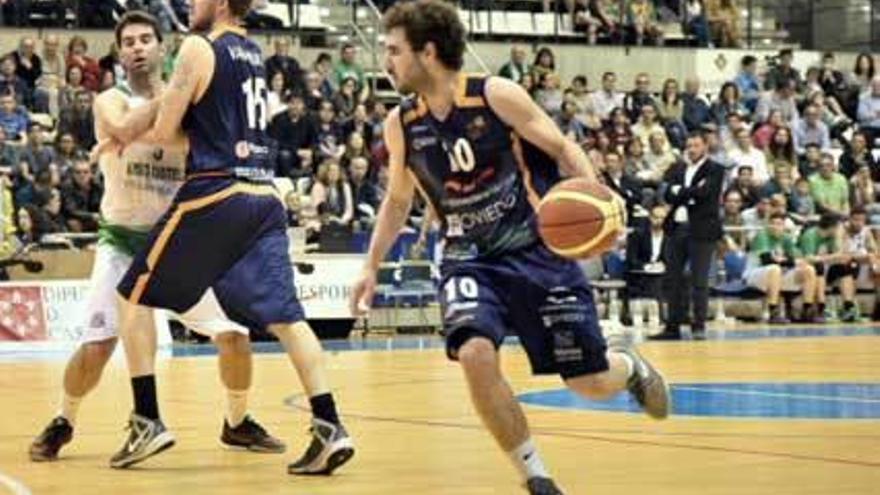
top-left (0, 472), bottom-right (31, 495)
top-left (675, 386), bottom-right (880, 404)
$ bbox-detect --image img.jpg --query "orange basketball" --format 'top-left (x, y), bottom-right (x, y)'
top-left (537, 178), bottom-right (627, 259)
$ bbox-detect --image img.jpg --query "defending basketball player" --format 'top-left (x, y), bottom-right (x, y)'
top-left (350, 2), bottom-right (669, 493)
top-left (29, 11), bottom-right (285, 463)
top-left (104, 1), bottom-right (353, 474)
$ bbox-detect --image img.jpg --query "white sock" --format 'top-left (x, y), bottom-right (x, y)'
top-left (59, 392), bottom-right (82, 426)
top-left (225, 388), bottom-right (249, 428)
top-left (616, 352), bottom-right (636, 379)
top-left (508, 438), bottom-right (550, 481)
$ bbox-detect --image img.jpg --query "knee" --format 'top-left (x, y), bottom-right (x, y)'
top-left (565, 373), bottom-right (617, 401)
top-left (767, 265), bottom-right (783, 278)
top-left (456, 337), bottom-right (498, 374)
top-left (800, 264), bottom-right (817, 279)
top-left (82, 339), bottom-right (117, 365)
top-left (215, 332), bottom-right (250, 353)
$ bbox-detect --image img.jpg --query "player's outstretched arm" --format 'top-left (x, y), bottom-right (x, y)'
top-left (350, 108), bottom-right (416, 316)
top-left (484, 76), bottom-right (597, 181)
top-left (144, 35), bottom-right (215, 144)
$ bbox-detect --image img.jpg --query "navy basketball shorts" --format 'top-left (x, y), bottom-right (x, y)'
top-left (118, 177), bottom-right (305, 331)
top-left (440, 243), bottom-right (609, 379)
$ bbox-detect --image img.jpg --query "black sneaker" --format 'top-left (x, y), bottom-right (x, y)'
top-left (221, 415), bottom-right (286, 453)
top-left (526, 477), bottom-right (565, 494)
top-left (109, 413), bottom-right (175, 469)
top-left (29, 416), bottom-right (73, 462)
top-left (287, 418), bottom-right (354, 475)
top-left (612, 343), bottom-right (671, 420)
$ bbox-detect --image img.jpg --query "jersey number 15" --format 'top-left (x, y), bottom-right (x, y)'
top-left (242, 76), bottom-right (268, 131)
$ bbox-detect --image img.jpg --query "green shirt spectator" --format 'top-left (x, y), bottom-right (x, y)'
top-left (798, 225), bottom-right (836, 257)
top-left (333, 43), bottom-right (365, 92)
top-left (808, 153), bottom-right (850, 217)
top-left (749, 221), bottom-right (800, 269)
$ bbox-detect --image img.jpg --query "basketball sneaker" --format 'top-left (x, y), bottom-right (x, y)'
top-left (613, 343), bottom-right (671, 420)
top-left (221, 415), bottom-right (286, 453)
top-left (109, 413), bottom-right (175, 469)
top-left (29, 416), bottom-right (73, 462)
top-left (526, 477), bottom-right (565, 494)
top-left (287, 418), bottom-right (354, 475)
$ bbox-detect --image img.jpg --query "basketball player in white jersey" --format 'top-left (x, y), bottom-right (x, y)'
top-left (843, 207), bottom-right (880, 319)
top-left (29, 11), bottom-right (284, 462)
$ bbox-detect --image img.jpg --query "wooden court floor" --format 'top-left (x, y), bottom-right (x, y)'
top-left (1, 332), bottom-right (879, 494)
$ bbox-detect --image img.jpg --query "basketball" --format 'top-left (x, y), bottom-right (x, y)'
top-left (537, 178), bottom-right (627, 259)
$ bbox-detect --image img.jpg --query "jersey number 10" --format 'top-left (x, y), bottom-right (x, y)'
top-left (242, 76), bottom-right (268, 131)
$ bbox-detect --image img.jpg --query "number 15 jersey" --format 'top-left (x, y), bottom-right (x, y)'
top-left (182, 27), bottom-right (275, 180)
top-left (401, 74), bottom-right (562, 261)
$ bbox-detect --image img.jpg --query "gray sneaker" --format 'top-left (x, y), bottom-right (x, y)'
top-left (526, 477), bottom-right (565, 494)
top-left (109, 413), bottom-right (175, 469)
top-left (613, 343), bottom-right (671, 420)
top-left (287, 418), bottom-right (354, 475)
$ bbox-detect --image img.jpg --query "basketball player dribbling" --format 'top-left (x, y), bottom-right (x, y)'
top-left (29, 11), bottom-right (285, 463)
top-left (103, 1), bottom-right (353, 474)
top-left (350, 1), bottom-right (669, 493)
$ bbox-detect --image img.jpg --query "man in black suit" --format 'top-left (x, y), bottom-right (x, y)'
top-left (624, 204), bottom-right (669, 326)
top-left (653, 131), bottom-right (725, 340)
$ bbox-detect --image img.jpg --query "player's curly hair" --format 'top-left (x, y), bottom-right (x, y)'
top-left (229, 0), bottom-right (254, 17)
top-left (383, 0), bottom-right (465, 71)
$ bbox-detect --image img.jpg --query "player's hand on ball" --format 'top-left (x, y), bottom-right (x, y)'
top-left (350, 270), bottom-right (378, 317)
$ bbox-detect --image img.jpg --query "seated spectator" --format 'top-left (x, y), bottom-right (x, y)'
top-left (303, 70), bottom-right (325, 112)
top-left (847, 52), bottom-right (875, 99)
top-left (332, 76), bottom-right (358, 121)
top-left (313, 52), bottom-right (335, 100)
top-left (807, 87), bottom-right (850, 133)
top-left (631, 104), bottom-right (665, 150)
top-left (755, 77), bottom-right (800, 126)
top-left (16, 206), bottom-right (38, 246)
top-left (751, 109), bottom-right (785, 150)
top-left (341, 131), bottom-right (371, 171)
top-left (606, 107), bottom-right (633, 152)
top-left (60, 160), bottom-right (102, 232)
top-left (585, 130), bottom-right (612, 171)
top-left (764, 49), bottom-right (802, 91)
top-left (857, 76), bottom-right (880, 144)
top-left (623, 204), bottom-right (669, 324)
top-left (530, 47), bottom-right (557, 86)
top-left (498, 46), bottom-right (529, 82)
top-left (798, 142), bottom-right (823, 178)
top-left (683, 0), bottom-right (711, 47)
top-left (54, 132), bottom-right (80, 176)
top-left (269, 93), bottom-right (318, 179)
top-left (705, 0), bottom-right (740, 47)
top-left (641, 130), bottom-right (677, 183)
top-left (839, 131), bottom-right (879, 180)
top-left (32, 187), bottom-right (68, 238)
top-left (798, 214), bottom-right (857, 321)
top-left (266, 36), bottom-right (304, 95)
top-left (624, 137), bottom-right (649, 178)
top-left (535, 73), bottom-right (564, 116)
top-left (0, 128), bottom-right (19, 170)
top-left (703, 124), bottom-right (731, 167)
top-left (98, 43), bottom-right (122, 87)
top-left (741, 192), bottom-right (770, 236)
top-left (657, 78), bottom-right (687, 149)
top-left (348, 156), bottom-right (380, 227)
top-left (819, 52), bottom-right (848, 102)
top-left (719, 111), bottom-right (747, 149)
top-left (333, 43), bottom-right (366, 99)
top-left (721, 189), bottom-right (747, 252)
top-left (59, 65), bottom-right (87, 115)
top-left (34, 34), bottom-right (64, 117)
top-left (0, 54), bottom-right (30, 108)
top-left (743, 212), bottom-right (819, 324)
top-left (624, 73), bottom-right (655, 122)
top-left (602, 151), bottom-right (642, 221)
top-left (849, 165), bottom-right (880, 214)
top-left (556, 100), bottom-right (587, 142)
top-left (520, 73), bottom-right (536, 98)
top-left (267, 71), bottom-right (288, 121)
top-left (572, 0), bottom-right (603, 44)
top-left (568, 76), bottom-right (601, 130)
top-left (727, 165), bottom-right (761, 208)
top-left (765, 126), bottom-right (798, 176)
top-left (627, 0), bottom-right (663, 45)
top-left (735, 55), bottom-right (761, 112)
top-left (590, 72), bottom-right (624, 122)
top-left (589, 0), bottom-right (624, 43)
top-left (729, 127), bottom-right (770, 186)
top-left (810, 153), bottom-right (850, 218)
top-left (58, 90), bottom-right (96, 151)
top-left (0, 91), bottom-right (28, 146)
top-left (681, 77), bottom-right (711, 132)
top-left (310, 159), bottom-right (354, 229)
top-left (343, 104), bottom-right (374, 149)
top-left (19, 123), bottom-right (55, 181)
top-left (762, 163), bottom-right (794, 199)
top-left (842, 207), bottom-right (880, 319)
top-left (367, 100), bottom-right (387, 150)
top-left (65, 35), bottom-right (100, 92)
top-left (793, 104), bottom-right (831, 155)
top-left (790, 177), bottom-right (817, 224)
top-left (711, 82), bottom-right (749, 126)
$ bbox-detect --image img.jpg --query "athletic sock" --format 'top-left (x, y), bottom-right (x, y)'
top-left (616, 352), bottom-right (635, 379)
top-left (131, 375), bottom-right (160, 420)
top-left (225, 388), bottom-right (249, 428)
top-left (59, 392), bottom-right (82, 426)
top-left (508, 438), bottom-right (550, 482)
top-left (309, 393), bottom-right (340, 425)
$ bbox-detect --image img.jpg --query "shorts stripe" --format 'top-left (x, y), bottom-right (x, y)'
top-left (511, 133), bottom-right (540, 211)
top-left (128, 182), bottom-right (281, 304)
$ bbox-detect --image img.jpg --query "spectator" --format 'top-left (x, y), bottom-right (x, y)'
top-left (624, 72), bottom-right (655, 122)
top-left (34, 34), bottom-right (64, 116)
top-left (624, 137), bottom-right (651, 179)
top-left (0, 128), bottom-right (18, 170)
top-left (856, 76), bottom-right (880, 144)
top-left (162, 32), bottom-right (184, 81)
top-left (348, 156), bottom-right (380, 226)
top-left (269, 93), bottom-right (318, 179)
top-left (623, 204), bottom-right (669, 324)
top-left (520, 72), bottom-right (536, 97)
top-left (586, 130), bottom-right (613, 171)
top-left (842, 207), bottom-right (880, 319)
top-left (535, 72), bottom-right (564, 116)
top-left (655, 131), bottom-right (725, 340)
top-left (590, 72), bottom-right (624, 121)
top-left (556, 100), bottom-right (587, 142)
top-left (266, 71), bottom-right (288, 121)
top-left (98, 43), bottom-right (123, 87)
top-left (60, 160), bottom-right (101, 232)
top-left (342, 103), bottom-right (374, 150)
top-left (800, 214), bottom-right (859, 321)
top-left (333, 43), bottom-right (366, 99)
top-left (572, 0), bottom-right (602, 44)
top-left (59, 65), bottom-right (86, 115)
top-left (683, 0), bottom-right (711, 47)
top-left (798, 142), bottom-right (823, 178)
top-left (641, 130), bottom-right (677, 183)
top-left (65, 35), bottom-right (100, 92)
top-left (32, 187), bottom-right (67, 238)
top-left (302, 70), bottom-right (324, 112)
top-left (818, 52), bottom-right (848, 103)
top-left (847, 52), bottom-right (875, 97)
top-left (367, 100), bottom-right (387, 153)
top-left (721, 189), bottom-right (747, 252)
top-left (11, 36), bottom-right (41, 100)
top-left (705, 0), bottom-right (740, 47)
top-left (839, 131), bottom-right (878, 180)
top-left (807, 90), bottom-right (850, 136)
top-left (0, 91), bottom-right (28, 146)
top-left (727, 165), bottom-right (761, 208)
top-left (631, 104), bottom-right (665, 149)
top-left (341, 131), bottom-right (371, 170)
top-left (568, 76), bottom-right (600, 130)
top-left (498, 46), bottom-right (529, 82)
top-left (530, 47), bottom-right (556, 84)
top-left (702, 124), bottom-right (730, 167)
top-left (605, 107), bottom-right (633, 152)
top-left (98, 69), bottom-right (116, 91)
top-left (332, 76), bottom-right (359, 121)
top-left (627, 0), bottom-right (663, 45)
top-left (809, 152), bottom-right (850, 218)
top-left (58, 90), bottom-right (96, 151)
top-left (718, 111), bottom-right (746, 149)
top-left (602, 151), bottom-right (642, 220)
top-left (762, 163), bottom-right (794, 199)
top-left (751, 109), bottom-right (784, 150)
top-left (765, 126), bottom-right (798, 175)
top-left (755, 77), bottom-right (799, 126)
top-left (764, 48), bottom-right (802, 91)
top-left (19, 123), bottom-right (54, 181)
top-left (590, 0), bottom-right (624, 43)
top-left (734, 55), bottom-right (761, 112)
top-left (793, 104), bottom-right (831, 155)
top-left (54, 132), bottom-right (79, 176)
top-left (741, 194), bottom-right (770, 234)
top-left (744, 212), bottom-right (819, 323)
top-left (711, 81), bottom-right (748, 126)
top-left (789, 176), bottom-right (817, 224)
top-left (265, 36), bottom-right (304, 95)
top-left (849, 165), bottom-right (879, 215)
top-left (16, 206), bottom-right (38, 245)
top-left (311, 159), bottom-right (353, 228)
top-left (0, 55), bottom-right (29, 107)
top-left (313, 52), bottom-right (335, 99)
top-left (657, 78), bottom-right (687, 149)
top-left (729, 127), bottom-right (770, 185)
top-left (681, 77), bottom-right (711, 132)
top-left (316, 100), bottom-right (344, 161)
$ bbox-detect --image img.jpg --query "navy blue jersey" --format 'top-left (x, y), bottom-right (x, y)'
top-left (182, 27), bottom-right (275, 180)
top-left (400, 74), bottom-right (561, 260)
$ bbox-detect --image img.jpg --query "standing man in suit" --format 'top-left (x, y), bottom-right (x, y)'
top-left (654, 131), bottom-right (725, 340)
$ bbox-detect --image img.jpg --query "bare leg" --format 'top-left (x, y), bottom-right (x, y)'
top-left (215, 333), bottom-right (252, 391)
top-left (268, 321), bottom-right (329, 398)
top-left (63, 339), bottom-right (117, 400)
top-left (117, 295), bottom-right (157, 379)
top-left (565, 352), bottom-right (630, 400)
